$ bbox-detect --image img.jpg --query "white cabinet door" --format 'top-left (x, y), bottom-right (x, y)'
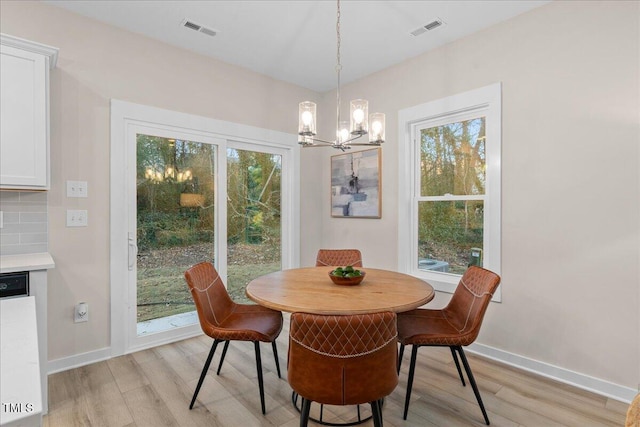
top-left (0, 38), bottom-right (56, 190)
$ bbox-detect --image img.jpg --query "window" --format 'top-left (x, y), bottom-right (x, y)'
top-left (398, 83), bottom-right (501, 299)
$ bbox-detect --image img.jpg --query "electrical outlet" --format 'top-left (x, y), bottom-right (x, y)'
top-left (66, 210), bottom-right (88, 227)
top-left (66, 180), bottom-right (88, 198)
top-left (74, 302), bottom-right (88, 323)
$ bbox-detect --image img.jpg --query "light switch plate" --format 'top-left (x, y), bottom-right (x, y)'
top-left (66, 210), bottom-right (88, 227)
top-left (67, 180), bottom-right (88, 198)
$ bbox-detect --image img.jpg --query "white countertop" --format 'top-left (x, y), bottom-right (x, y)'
top-left (0, 296), bottom-right (42, 426)
top-left (0, 253), bottom-right (54, 274)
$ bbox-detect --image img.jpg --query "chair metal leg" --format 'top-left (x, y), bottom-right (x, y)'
top-left (450, 346), bottom-right (466, 386)
top-left (300, 397), bottom-right (311, 427)
top-left (254, 341), bottom-right (266, 415)
top-left (370, 400), bottom-right (382, 427)
top-left (190, 339), bottom-right (221, 409)
top-left (397, 343), bottom-right (405, 374)
top-left (402, 345), bottom-right (419, 420)
top-left (272, 341), bottom-right (281, 378)
top-left (216, 340), bottom-right (230, 375)
top-left (456, 346), bottom-right (490, 425)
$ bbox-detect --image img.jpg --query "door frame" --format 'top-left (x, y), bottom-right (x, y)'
top-left (110, 100), bottom-right (300, 356)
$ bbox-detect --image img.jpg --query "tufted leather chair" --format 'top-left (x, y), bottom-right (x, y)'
top-left (396, 265), bottom-right (500, 424)
top-left (288, 312), bottom-right (398, 427)
top-left (184, 262), bottom-right (283, 414)
top-left (316, 249), bottom-right (363, 267)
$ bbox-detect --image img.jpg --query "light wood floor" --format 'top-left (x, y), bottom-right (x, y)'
top-left (44, 315), bottom-right (629, 427)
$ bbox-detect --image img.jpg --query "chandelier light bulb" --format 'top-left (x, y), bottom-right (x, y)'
top-left (337, 120), bottom-right (350, 143)
top-left (298, 101), bottom-right (317, 136)
top-left (369, 112), bottom-right (385, 144)
top-left (350, 99), bottom-right (368, 135)
top-left (301, 111), bottom-right (313, 126)
top-left (353, 108), bottom-right (364, 124)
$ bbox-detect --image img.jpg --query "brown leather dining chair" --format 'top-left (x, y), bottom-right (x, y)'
top-left (316, 249), bottom-right (363, 267)
top-left (397, 265), bottom-right (500, 425)
top-left (184, 262), bottom-right (283, 414)
top-left (288, 311), bottom-right (398, 427)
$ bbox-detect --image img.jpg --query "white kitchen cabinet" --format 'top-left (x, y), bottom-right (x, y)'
top-left (0, 34), bottom-right (58, 190)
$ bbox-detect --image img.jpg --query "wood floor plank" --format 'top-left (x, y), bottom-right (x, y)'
top-left (81, 381), bottom-right (135, 427)
top-left (44, 317), bottom-right (629, 427)
top-left (122, 384), bottom-right (180, 427)
top-left (107, 354), bottom-right (150, 394)
top-left (136, 354), bottom-right (222, 427)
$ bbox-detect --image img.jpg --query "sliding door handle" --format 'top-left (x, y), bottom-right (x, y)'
top-left (128, 232), bottom-right (138, 271)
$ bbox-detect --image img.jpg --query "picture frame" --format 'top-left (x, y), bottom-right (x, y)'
top-left (331, 147), bottom-right (381, 218)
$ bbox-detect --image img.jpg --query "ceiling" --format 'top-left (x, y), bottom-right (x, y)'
top-left (45, 0), bottom-right (550, 92)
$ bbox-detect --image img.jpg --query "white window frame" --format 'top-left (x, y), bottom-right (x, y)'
top-left (398, 83), bottom-right (501, 301)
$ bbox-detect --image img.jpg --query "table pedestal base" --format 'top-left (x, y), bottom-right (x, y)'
top-left (291, 392), bottom-right (381, 426)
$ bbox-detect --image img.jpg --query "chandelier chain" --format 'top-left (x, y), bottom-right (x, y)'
top-left (336, 0), bottom-right (342, 141)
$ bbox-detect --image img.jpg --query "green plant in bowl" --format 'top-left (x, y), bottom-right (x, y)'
top-left (329, 266), bottom-right (365, 285)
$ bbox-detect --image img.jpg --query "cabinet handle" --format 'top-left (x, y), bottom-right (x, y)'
top-left (128, 233), bottom-right (138, 271)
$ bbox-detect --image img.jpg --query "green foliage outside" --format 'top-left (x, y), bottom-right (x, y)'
top-left (418, 118), bottom-right (486, 274)
top-left (135, 136), bottom-right (282, 322)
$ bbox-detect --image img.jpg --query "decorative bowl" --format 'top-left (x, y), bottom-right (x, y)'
top-left (328, 270), bottom-right (366, 286)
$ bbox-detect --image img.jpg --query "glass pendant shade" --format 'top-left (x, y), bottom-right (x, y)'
top-left (350, 99), bottom-right (369, 135)
top-left (369, 113), bottom-right (385, 143)
top-left (298, 101), bottom-right (317, 136)
top-left (337, 121), bottom-right (350, 144)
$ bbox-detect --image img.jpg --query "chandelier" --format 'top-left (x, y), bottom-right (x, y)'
top-left (298, 0), bottom-right (385, 151)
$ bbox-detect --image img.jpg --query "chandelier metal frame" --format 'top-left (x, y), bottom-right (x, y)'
top-left (298, 0), bottom-right (385, 151)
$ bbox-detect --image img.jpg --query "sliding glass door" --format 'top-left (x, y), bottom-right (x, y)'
top-left (226, 144), bottom-right (283, 304)
top-left (110, 100), bottom-right (299, 356)
top-left (135, 134), bottom-right (216, 336)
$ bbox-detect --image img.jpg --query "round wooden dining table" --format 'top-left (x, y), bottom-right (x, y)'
top-left (246, 266), bottom-right (434, 314)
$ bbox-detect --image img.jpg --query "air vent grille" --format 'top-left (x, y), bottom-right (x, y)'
top-left (424, 20), bottom-right (443, 31)
top-left (181, 19), bottom-right (218, 37)
top-left (183, 21), bottom-right (201, 31)
top-left (410, 18), bottom-right (445, 37)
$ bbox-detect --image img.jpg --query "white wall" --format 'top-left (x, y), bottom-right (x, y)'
top-left (0, 1), bottom-right (317, 362)
top-left (1, 0), bottom-right (637, 402)
top-left (306, 0), bottom-right (639, 397)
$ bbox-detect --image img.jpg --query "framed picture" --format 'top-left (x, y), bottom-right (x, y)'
top-left (331, 147), bottom-right (381, 218)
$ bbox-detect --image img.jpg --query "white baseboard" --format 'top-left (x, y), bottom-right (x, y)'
top-left (469, 342), bottom-right (638, 404)
top-left (47, 347), bottom-right (112, 375)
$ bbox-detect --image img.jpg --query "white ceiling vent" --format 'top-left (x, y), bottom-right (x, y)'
top-left (410, 19), bottom-right (445, 37)
top-left (181, 19), bottom-right (218, 37)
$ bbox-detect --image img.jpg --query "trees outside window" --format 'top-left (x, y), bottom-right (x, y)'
top-left (398, 84), bottom-right (501, 298)
top-left (418, 117), bottom-right (485, 275)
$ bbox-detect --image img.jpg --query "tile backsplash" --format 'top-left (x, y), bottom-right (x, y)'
top-left (0, 191), bottom-right (48, 256)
